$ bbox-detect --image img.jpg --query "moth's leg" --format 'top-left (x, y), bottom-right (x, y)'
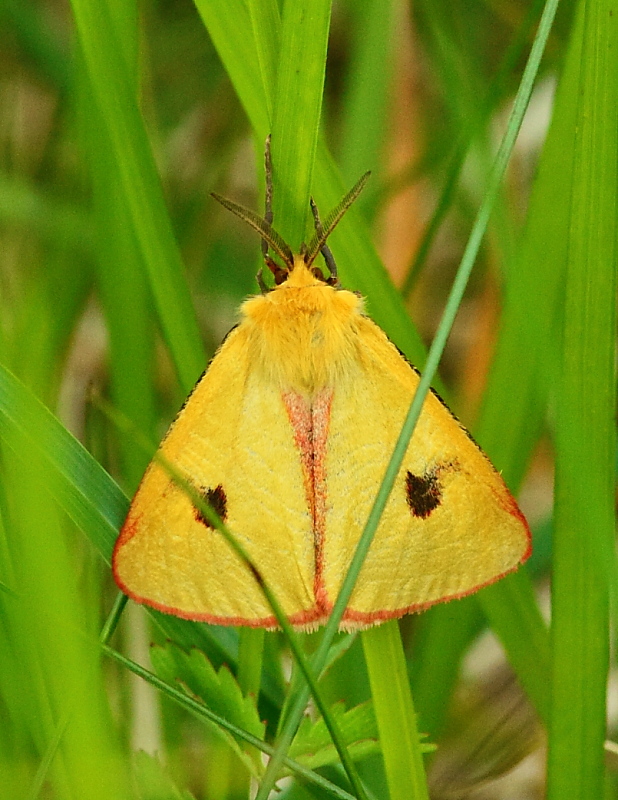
top-left (310, 197), bottom-right (338, 282)
top-left (256, 268), bottom-right (269, 294)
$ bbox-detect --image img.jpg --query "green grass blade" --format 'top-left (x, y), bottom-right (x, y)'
top-left (414, 0), bottom-right (584, 733)
top-left (194, 0), bottom-right (271, 135)
top-left (411, 602), bottom-right (484, 738)
top-left (1, 448), bottom-right (132, 799)
top-left (362, 622), bottom-right (429, 800)
top-left (0, 364), bottom-right (248, 679)
top-left (401, 0), bottom-right (546, 295)
top-left (339, 0), bottom-right (396, 188)
top-left (546, 0), bottom-right (617, 795)
top-left (237, 628), bottom-right (265, 698)
top-left (195, 0), bottom-right (428, 364)
top-left (77, 15), bottom-right (157, 490)
top-left (69, 0), bottom-right (205, 393)
top-left (477, 572), bottom-right (550, 719)
top-left (248, 0), bottom-right (280, 120)
top-left (270, 0), bottom-right (332, 247)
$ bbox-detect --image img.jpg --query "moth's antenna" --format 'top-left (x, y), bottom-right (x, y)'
top-left (211, 193), bottom-right (294, 271)
top-left (304, 171), bottom-right (371, 267)
top-left (211, 136), bottom-right (297, 279)
top-left (309, 197), bottom-right (338, 284)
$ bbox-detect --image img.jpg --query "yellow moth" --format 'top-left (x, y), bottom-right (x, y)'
top-left (113, 164), bottom-right (531, 631)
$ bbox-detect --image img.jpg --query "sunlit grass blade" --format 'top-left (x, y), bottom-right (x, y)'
top-left (0, 445), bottom-right (131, 799)
top-left (194, 0), bottom-right (428, 363)
top-left (0, 364), bottom-right (249, 679)
top-left (194, 0), bottom-right (271, 135)
top-left (76, 9), bottom-right (157, 491)
top-left (69, 0), bottom-right (205, 393)
top-left (546, 0), bottom-right (617, 796)
top-left (248, 0), bottom-right (279, 119)
top-left (339, 0), bottom-right (396, 189)
top-left (362, 623), bottom-right (429, 800)
top-left (269, 0), bottom-right (331, 246)
top-left (400, 0), bottom-right (546, 295)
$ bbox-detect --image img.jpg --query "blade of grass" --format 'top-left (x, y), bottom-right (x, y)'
top-left (546, 0), bottom-right (617, 795)
top-left (237, 628), bottom-right (265, 698)
top-left (24, 713), bottom-right (71, 800)
top-left (247, 0), bottom-right (279, 121)
top-left (77, 6), bottom-right (157, 491)
top-left (0, 445), bottom-right (132, 799)
top-left (362, 622), bottom-right (429, 800)
top-left (339, 0), bottom-right (396, 189)
top-left (414, 0), bottom-right (592, 731)
top-left (269, 0), bottom-right (332, 247)
top-left (69, 0), bottom-right (205, 393)
top-left (411, 601), bottom-right (484, 739)
top-left (401, 0), bottom-right (547, 296)
top-left (194, 0), bottom-right (428, 363)
top-left (472, 0), bottom-right (616, 732)
top-left (198, 0), bottom-right (271, 135)
top-left (103, 398), bottom-right (371, 800)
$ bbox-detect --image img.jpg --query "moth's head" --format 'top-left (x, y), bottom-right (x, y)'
top-left (212, 171), bottom-right (370, 291)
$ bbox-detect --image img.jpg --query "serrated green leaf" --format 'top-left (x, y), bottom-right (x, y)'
top-left (149, 644), bottom-right (260, 777)
top-left (288, 700), bottom-right (433, 772)
top-left (150, 642), bottom-right (265, 744)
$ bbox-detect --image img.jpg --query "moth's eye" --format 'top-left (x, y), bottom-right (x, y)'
top-left (405, 470), bottom-right (442, 519)
top-left (195, 484), bottom-right (228, 528)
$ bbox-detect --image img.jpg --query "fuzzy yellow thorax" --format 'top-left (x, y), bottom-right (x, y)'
top-left (240, 257), bottom-right (365, 394)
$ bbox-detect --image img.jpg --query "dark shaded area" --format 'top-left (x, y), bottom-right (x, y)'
top-left (405, 469), bottom-right (442, 518)
top-left (195, 484), bottom-right (227, 528)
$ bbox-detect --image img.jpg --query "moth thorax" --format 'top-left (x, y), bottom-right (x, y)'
top-left (245, 316), bottom-right (356, 394)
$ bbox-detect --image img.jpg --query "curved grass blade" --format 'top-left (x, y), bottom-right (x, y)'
top-left (69, 0), bottom-right (205, 393)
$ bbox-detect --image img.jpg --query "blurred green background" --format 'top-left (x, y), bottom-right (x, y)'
top-left (0, 0), bottom-right (616, 798)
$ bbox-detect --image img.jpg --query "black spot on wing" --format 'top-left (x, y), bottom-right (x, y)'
top-left (405, 470), bottom-right (442, 519)
top-left (195, 484), bottom-right (228, 529)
